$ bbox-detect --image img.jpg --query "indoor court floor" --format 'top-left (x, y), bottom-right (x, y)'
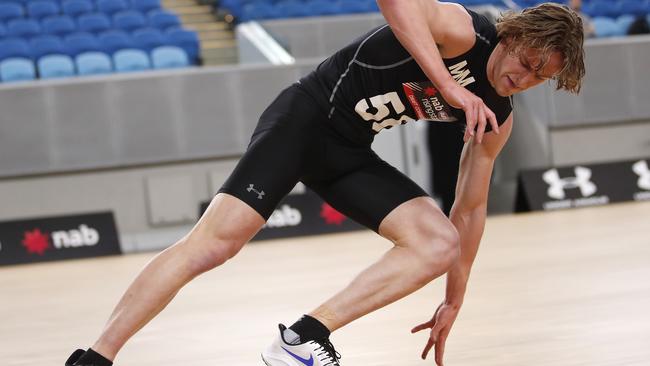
top-left (2, 201), bottom-right (649, 366)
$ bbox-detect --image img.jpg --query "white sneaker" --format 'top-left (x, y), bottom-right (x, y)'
top-left (261, 324), bottom-right (341, 366)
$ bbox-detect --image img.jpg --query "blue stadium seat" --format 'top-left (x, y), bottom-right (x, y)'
top-left (274, 1), bottom-right (310, 18)
top-left (27, 1), bottom-right (60, 20)
top-left (240, 2), bottom-right (280, 21)
top-left (0, 3), bottom-right (25, 22)
top-left (593, 16), bottom-right (620, 37)
top-left (308, 0), bottom-right (343, 16)
top-left (98, 29), bottom-right (134, 54)
top-left (151, 45), bottom-right (188, 69)
top-left (37, 54), bottom-right (75, 78)
top-left (132, 0), bottom-right (161, 13)
top-left (148, 9), bottom-right (180, 30)
top-left (96, 0), bottom-right (129, 16)
top-left (132, 27), bottom-right (165, 51)
top-left (0, 58), bottom-right (36, 82)
top-left (77, 12), bottom-right (111, 33)
top-left (615, 0), bottom-right (649, 17)
top-left (616, 14), bottom-right (636, 34)
top-left (583, 1), bottom-right (616, 18)
top-left (41, 15), bottom-right (76, 35)
top-left (113, 10), bottom-right (147, 31)
top-left (339, 0), bottom-right (373, 14)
top-left (7, 19), bottom-right (42, 38)
top-left (76, 51), bottom-right (112, 75)
top-left (166, 28), bottom-right (199, 63)
top-left (64, 32), bottom-right (100, 55)
top-left (30, 35), bottom-right (67, 59)
top-left (0, 38), bottom-right (31, 61)
top-left (113, 49), bottom-right (150, 71)
top-left (0, 23), bottom-right (6, 38)
top-left (61, 0), bottom-right (93, 17)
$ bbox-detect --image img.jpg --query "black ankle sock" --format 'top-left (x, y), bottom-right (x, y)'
top-left (74, 348), bottom-right (113, 366)
top-left (289, 314), bottom-right (331, 342)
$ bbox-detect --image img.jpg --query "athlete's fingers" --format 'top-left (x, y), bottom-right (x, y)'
top-left (476, 105), bottom-right (487, 144)
top-left (463, 103), bottom-right (476, 142)
top-left (434, 333), bottom-right (447, 366)
top-left (411, 320), bottom-right (434, 333)
top-left (486, 106), bottom-right (499, 135)
top-left (422, 333), bottom-right (436, 360)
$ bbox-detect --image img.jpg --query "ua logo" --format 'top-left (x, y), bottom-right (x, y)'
top-left (247, 184), bottom-right (265, 199)
top-left (542, 167), bottom-right (597, 200)
top-left (632, 160), bottom-right (650, 190)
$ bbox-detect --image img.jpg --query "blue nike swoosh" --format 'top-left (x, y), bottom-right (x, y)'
top-left (281, 346), bottom-right (314, 366)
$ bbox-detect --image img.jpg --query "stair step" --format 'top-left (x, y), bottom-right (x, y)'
top-left (168, 5), bottom-right (213, 15)
top-left (198, 30), bottom-right (234, 41)
top-left (162, 0), bottom-right (196, 7)
top-left (185, 22), bottom-right (229, 31)
top-left (180, 13), bottom-right (216, 22)
top-left (201, 39), bottom-right (237, 49)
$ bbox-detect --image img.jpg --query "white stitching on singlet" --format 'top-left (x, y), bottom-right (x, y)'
top-left (476, 32), bottom-right (491, 46)
top-left (327, 24), bottom-right (390, 118)
top-left (353, 56), bottom-right (414, 70)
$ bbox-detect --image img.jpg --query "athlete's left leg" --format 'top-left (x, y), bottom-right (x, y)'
top-left (306, 159), bottom-right (460, 332)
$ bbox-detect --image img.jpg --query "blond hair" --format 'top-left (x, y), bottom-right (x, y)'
top-left (496, 3), bottom-right (586, 93)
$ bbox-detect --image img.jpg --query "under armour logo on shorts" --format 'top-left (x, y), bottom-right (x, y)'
top-left (632, 160), bottom-right (650, 191)
top-left (542, 167), bottom-right (597, 200)
top-left (247, 184), bottom-right (265, 199)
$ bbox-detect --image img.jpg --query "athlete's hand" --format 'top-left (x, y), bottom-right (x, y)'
top-left (411, 302), bottom-right (461, 366)
top-left (440, 83), bottom-right (499, 144)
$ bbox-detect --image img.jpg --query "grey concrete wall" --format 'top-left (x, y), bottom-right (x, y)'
top-left (2, 15), bottom-right (649, 253)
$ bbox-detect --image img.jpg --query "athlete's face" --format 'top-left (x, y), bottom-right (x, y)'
top-left (488, 42), bottom-right (564, 97)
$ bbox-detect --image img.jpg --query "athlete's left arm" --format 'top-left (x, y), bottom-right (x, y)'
top-left (446, 112), bottom-right (513, 306)
top-left (410, 114), bottom-right (513, 364)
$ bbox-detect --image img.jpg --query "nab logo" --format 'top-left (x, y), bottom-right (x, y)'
top-left (542, 167), bottom-right (597, 200)
top-left (265, 205), bottom-right (302, 228)
top-left (21, 225), bottom-right (100, 255)
top-left (22, 228), bottom-right (51, 255)
top-left (632, 160), bottom-right (650, 190)
top-left (52, 224), bottom-right (100, 248)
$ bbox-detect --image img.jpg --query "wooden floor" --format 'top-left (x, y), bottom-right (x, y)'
top-left (2, 201), bottom-right (650, 366)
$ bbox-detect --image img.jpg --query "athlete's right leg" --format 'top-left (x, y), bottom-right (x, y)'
top-left (90, 193), bottom-right (265, 361)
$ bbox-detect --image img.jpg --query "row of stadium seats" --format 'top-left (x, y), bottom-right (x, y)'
top-left (0, 28), bottom-right (200, 61)
top-left (0, 45), bottom-right (189, 82)
top-left (0, 0), bottom-right (162, 21)
top-left (0, 0), bottom-right (203, 83)
top-left (221, 0), bottom-right (650, 22)
top-left (581, 0), bottom-right (650, 18)
top-left (0, 10), bottom-right (182, 37)
top-left (593, 14), bottom-right (650, 37)
top-left (220, 0), bottom-right (382, 22)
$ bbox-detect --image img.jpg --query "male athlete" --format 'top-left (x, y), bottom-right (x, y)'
top-left (66, 1), bottom-right (585, 366)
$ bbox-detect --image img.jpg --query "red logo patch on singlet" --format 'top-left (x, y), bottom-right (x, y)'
top-left (402, 82), bottom-right (457, 122)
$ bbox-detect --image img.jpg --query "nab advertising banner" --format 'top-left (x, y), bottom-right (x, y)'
top-left (0, 212), bottom-right (121, 266)
top-left (200, 183), bottom-right (364, 241)
top-left (516, 158), bottom-right (650, 212)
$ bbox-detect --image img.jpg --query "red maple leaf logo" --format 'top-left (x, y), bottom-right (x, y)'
top-left (22, 228), bottom-right (50, 255)
top-left (424, 87), bottom-right (437, 96)
top-left (320, 203), bottom-right (347, 225)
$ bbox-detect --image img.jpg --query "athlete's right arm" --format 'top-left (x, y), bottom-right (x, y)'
top-left (376, 0), bottom-right (499, 143)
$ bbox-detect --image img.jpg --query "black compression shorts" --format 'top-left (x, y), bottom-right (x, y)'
top-left (218, 84), bottom-right (429, 232)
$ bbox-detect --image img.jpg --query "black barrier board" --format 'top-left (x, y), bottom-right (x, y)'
top-left (516, 158), bottom-right (650, 212)
top-left (200, 185), bottom-right (365, 241)
top-left (0, 212), bottom-right (121, 266)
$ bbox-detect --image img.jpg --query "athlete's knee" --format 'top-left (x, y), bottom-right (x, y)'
top-left (408, 218), bottom-right (460, 278)
top-left (180, 232), bottom-right (246, 274)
